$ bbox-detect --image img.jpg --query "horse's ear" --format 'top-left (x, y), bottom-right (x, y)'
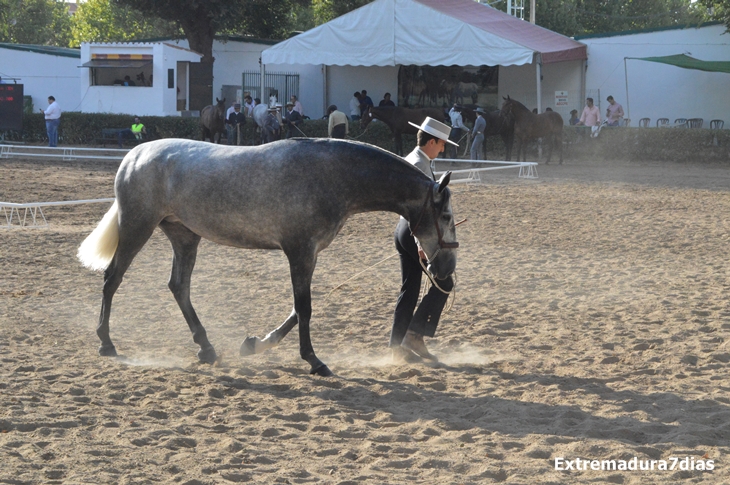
top-left (436, 171), bottom-right (451, 193)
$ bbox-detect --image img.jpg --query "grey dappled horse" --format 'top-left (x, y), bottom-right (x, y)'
top-left (78, 138), bottom-right (458, 376)
top-left (253, 104), bottom-right (280, 144)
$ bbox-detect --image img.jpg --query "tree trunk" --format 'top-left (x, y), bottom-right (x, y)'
top-left (180, 18), bottom-right (216, 65)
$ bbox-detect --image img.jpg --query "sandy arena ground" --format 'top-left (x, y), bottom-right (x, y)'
top-left (1, 148), bottom-right (729, 484)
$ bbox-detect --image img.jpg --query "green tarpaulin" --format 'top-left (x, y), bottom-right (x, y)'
top-left (628, 54), bottom-right (730, 74)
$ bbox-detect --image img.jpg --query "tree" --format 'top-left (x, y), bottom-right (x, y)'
top-left (71, 0), bottom-right (180, 47)
top-left (311, 0), bottom-right (373, 25)
top-left (114, 0), bottom-right (309, 65)
top-left (1, 0), bottom-right (72, 46)
top-left (698, 0), bottom-right (730, 30)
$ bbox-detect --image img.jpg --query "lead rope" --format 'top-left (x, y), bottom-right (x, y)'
top-left (418, 257), bottom-right (457, 312)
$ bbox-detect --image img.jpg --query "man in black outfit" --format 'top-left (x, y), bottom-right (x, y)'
top-left (226, 103), bottom-right (246, 145)
top-left (391, 117), bottom-right (458, 363)
top-left (283, 101), bottom-right (303, 138)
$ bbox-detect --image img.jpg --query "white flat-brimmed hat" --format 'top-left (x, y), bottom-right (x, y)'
top-left (408, 117), bottom-right (459, 146)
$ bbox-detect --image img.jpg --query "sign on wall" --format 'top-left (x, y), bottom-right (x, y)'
top-left (555, 91), bottom-right (568, 107)
top-left (0, 84), bottom-right (23, 131)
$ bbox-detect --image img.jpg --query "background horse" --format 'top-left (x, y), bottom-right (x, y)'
top-left (500, 96), bottom-right (563, 164)
top-left (77, 138), bottom-right (458, 377)
top-left (200, 98), bottom-right (227, 143)
top-left (360, 106), bottom-right (446, 156)
top-left (253, 104), bottom-right (281, 144)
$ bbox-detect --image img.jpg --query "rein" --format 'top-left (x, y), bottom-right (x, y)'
top-left (410, 183), bottom-right (459, 264)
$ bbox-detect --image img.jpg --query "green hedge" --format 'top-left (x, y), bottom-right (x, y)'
top-left (5, 113), bottom-right (728, 163)
top-left (563, 126), bottom-right (730, 163)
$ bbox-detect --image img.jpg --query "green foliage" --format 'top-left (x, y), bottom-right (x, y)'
top-left (70, 0), bottom-right (180, 47)
top-left (311, 0), bottom-right (373, 24)
top-left (113, 0), bottom-right (307, 63)
top-left (698, 0), bottom-right (730, 30)
top-left (1, 0), bottom-right (73, 46)
top-left (564, 126), bottom-right (730, 163)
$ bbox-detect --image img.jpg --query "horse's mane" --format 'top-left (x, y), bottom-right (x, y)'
top-left (506, 97), bottom-right (531, 114)
top-left (294, 138), bottom-right (432, 181)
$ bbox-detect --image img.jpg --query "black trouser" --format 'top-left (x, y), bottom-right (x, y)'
top-left (447, 128), bottom-right (463, 158)
top-left (390, 218), bottom-right (454, 347)
top-left (331, 124), bottom-right (346, 139)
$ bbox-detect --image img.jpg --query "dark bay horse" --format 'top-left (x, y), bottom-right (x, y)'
top-left (77, 138), bottom-right (458, 377)
top-left (360, 106), bottom-right (446, 156)
top-left (500, 96), bottom-right (563, 164)
top-left (461, 107), bottom-right (515, 160)
top-left (200, 97), bottom-right (226, 143)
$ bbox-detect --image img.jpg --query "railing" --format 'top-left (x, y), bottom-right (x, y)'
top-left (0, 144), bottom-right (128, 161)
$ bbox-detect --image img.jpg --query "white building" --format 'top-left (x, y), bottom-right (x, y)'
top-left (0, 43), bottom-right (81, 113)
top-left (576, 22), bottom-right (730, 126)
top-left (79, 42), bottom-right (202, 116)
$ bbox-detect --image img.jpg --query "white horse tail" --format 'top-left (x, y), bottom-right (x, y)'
top-left (77, 200), bottom-right (119, 271)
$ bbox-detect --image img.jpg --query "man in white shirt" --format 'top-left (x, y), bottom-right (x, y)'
top-left (41, 96), bottom-right (61, 147)
top-left (447, 104), bottom-right (467, 158)
top-left (349, 92), bottom-right (362, 121)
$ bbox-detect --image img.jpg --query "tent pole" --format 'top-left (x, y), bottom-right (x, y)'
top-left (624, 57), bottom-right (630, 121)
top-left (536, 54), bottom-right (542, 112)
top-left (260, 61), bottom-right (266, 107)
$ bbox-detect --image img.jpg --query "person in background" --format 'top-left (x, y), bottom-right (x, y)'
top-left (349, 92), bottom-right (362, 121)
top-left (577, 97), bottom-right (601, 137)
top-left (360, 89), bottom-right (374, 113)
top-left (470, 107), bottom-right (486, 160)
top-left (447, 104), bottom-right (467, 158)
top-left (226, 104), bottom-right (246, 145)
top-left (327, 105), bottom-right (348, 139)
top-left (379, 92), bottom-right (395, 107)
top-left (118, 116), bottom-right (146, 148)
top-left (605, 95), bottom-right (624, 126)
top-left (123, 75), bottom-right (136, 86)
top-left (41, 96), bottom-right (61, 147)
top-left (225, 100), bottom-right (240, 140)
top-left (289, 95), bottom-right (304, 118)
top-left (244, 95), bottom-right (256, 118)
top-left (283, 101), bottom-right (303, 138)
top-left (569, 109), bottom-right (580, 125)
top-left (391, 116), bottom-right (458, 363)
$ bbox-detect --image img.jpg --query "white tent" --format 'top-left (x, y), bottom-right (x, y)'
top-left (262, 0), bottom-right (586, 67)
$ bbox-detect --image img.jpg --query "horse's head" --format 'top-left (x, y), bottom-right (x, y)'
top-left (360, 107), bottom-right (373, 129)
top-left (215, 98), bottom-right (227, 119)
top-left (499, 95), bottom-right (513, 118)
top-left (409, 172), bottom-right (458, 280)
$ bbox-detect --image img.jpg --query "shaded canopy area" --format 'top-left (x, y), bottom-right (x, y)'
top-left (627, 54), bottom-right (730, 74)
top-left (262, 0), bottom-right (586, 67)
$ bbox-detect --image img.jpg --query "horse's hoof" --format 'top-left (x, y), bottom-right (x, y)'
top-left (197, 346), bottom-right (217, 364)
top-left (99, 344), bottom-right (117, 357)
top-left (310, 364), bottom-right (333, 377)
top-left (240, 337), bottom-right (260, 357)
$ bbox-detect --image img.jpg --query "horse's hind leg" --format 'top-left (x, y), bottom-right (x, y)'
top-left (240, 309), bottom-right (297, 356)
top-left (289, 246), bottom-right (332, 376)
top-left (97, 220), bottom-right (157, 357)
top-left (158, 221), bottom-right (216, 363)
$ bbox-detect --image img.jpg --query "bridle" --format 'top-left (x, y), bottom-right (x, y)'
top-left (410, 183), bottom-right (459, 263)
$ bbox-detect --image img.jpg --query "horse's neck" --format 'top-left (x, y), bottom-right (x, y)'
top-left (512, 103), bottom-right (534, 121)
top-left (373, 108), bottom-right (398, 130)
top-left (346, 165), bottom-right (430, 222)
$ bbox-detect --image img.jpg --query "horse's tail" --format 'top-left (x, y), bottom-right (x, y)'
top-left (77, 200), bottom-right (119, 271)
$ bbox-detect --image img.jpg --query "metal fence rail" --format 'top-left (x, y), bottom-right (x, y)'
top-left (0, 144), bottom-right (128, 161)
top-left (434, 158), bottom-right (539, 183)
top-left (1, 198), bottom-right (115, 228)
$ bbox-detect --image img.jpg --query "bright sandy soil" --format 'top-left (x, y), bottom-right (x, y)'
top-left (1, 149), bottom-right (729, 484)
